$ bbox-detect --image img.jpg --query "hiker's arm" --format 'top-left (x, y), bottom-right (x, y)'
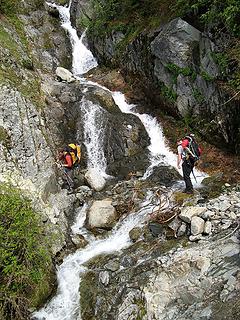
top-left (177, 153), bottom-right (181, 169)
top-left (177, 146), bottom-right (182, 169)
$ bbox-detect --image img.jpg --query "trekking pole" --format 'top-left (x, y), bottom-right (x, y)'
top-left (191, 168), bottom-right (197, 183)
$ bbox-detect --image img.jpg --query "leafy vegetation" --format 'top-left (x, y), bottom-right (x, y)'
top-left (0, 0), bottom-right (17, 15)
top-left (160, 83), bottom-right (177, 102)
top-left (0, 0), bottom-right (44, 14)
top-left (0, 184), bottom-right (53, 319)
top-left (86, 0), bottom-right (176, 37)
top-left (175, 0), bottom-right (240, 37)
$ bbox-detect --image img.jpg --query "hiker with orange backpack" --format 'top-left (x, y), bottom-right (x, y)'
top-left (57, 143), bottom-right (81, 190)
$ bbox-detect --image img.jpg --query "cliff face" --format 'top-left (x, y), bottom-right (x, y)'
top-left (0, 1), bottom-right (150, 247)
top-left (0, 1), bottom-right (74, 251)
top-left (80, 7), bottom-right (240, 154)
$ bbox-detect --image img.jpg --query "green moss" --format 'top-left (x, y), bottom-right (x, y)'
top-left (0, 184), bottom-right (54, 319)
top-left (192, 88), bottom-right (205, 104)
top-left (80, 271), bottom-right (98, 319)
top-left (0, 126), bottom-right (11, 148)
top-left (160, 83), bottom-right (177, 102)
top-left (174, 191), bottom-right (193, 204)
top-left (0, 15), bottom-right (45, 108)
top-left (0, 24), bottom-right (20, 59)
top-left (133, 297), bottom-right (147, 320)
top-left (200, 70), bottom-right (214, 81)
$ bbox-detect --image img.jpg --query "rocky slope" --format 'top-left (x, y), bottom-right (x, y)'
top-left (79, 184), bottom-right (240, 320)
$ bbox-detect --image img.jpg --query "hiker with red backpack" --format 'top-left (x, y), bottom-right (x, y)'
top-left (177, 134), bottom-right (202, 194)
top-left (57, 143), bottom-right (81, 190)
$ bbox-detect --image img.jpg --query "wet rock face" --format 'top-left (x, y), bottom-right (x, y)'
top-left (146, 165), bottom-right (182, 187)
top-left (82, 86), bottom-right (150, 177)
top-left (87, 16), bottom-right (240, 153)
top-left (150, 18), bottom-right (240, 152)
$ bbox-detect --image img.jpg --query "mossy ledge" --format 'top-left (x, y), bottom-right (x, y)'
top-left (0, 184), bottom-right (55, 320)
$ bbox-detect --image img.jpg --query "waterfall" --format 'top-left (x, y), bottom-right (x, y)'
top-left (81, 97), bottom-right (108, 177)
top-left (47, 1), bottom-right (98, 75)
top-left (32, 197), bottom-right (154, 320)
top-left (111, 92), bottom-right (179, 179)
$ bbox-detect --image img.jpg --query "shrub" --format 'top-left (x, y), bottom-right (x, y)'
top-left (0, 184), bottom-right (53, 319)
top-left (0, 0), bottom-right (18, 15)
top-left (175, 0), bottom-right (240, 37)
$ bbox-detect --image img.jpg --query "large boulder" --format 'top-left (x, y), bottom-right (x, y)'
top-left (85, 168), bottom-right (106, 191)
top-left (179, 206), bottom-right (207, 223)
top-left (146, 165), bottom-right (182, 186)
top-left (86, 199), bottom-right (119, 230)
top-left (56, 67), bottom-right (76, 83)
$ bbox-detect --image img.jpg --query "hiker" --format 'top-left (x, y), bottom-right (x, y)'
top-left (177, 136), bottom-right (195, 194)
top-left (57, 143), bottom-right (81, 190)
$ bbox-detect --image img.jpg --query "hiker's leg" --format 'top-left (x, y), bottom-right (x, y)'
top-left (64, 168), bottom-right (74, 189)
top-left (182, 161), bottom-right (193, 191)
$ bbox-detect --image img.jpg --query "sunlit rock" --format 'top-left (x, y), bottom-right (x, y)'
top-left (56, 66), bottom-right (76, 83)
top-left (85, 168), bottom-right (106, 191)
top-left (87, 198), bottom-right (118, 230)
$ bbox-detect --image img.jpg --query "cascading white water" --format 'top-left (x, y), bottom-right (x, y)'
top-left (32, 197), bottom-right (154, 320)
top-left (81, 97), bottom-right (108, 177)
top-left (47, 1), bottom-right (97, 75)
top-left (47, 1), bottom-right (109, 175)
top-left (111, 92), bottom-right (207, 185)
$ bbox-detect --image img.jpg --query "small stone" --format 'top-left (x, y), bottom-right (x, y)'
top-left (200, 210), bottom-right (214, 220)
top-left (221, 220), bottom-right (232, 230)
top-left (191, 216), bottom-right (205, 235)
top-left (189, 234), bottom-right (203, 241)
top-left (203, 221), bottom-right (212, 235)
top-left (105, 260), bottom-right (120, 272)
top-left (179, 207), bottom-right (207, 223)
top-left (177, 223), bottom-right (187, 237)
top-left (99, 271), bottom-right (110, 286)
top-left (129, 227), bottom-right (142, 242)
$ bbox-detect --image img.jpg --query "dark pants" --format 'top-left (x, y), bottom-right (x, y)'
top-left (182, 160), bottom-right (194, 191)
top-left (63, 167), bottom-right (74, 189)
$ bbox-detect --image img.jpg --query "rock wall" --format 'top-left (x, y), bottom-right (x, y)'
top-left (83, 13), bottom-right (240, 153)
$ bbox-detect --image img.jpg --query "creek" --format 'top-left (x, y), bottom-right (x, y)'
top-left (33, 2), bottom-right (206, 319)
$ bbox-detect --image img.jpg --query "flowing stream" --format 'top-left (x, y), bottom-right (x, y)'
top-left (33, 2), bottom-right (207, 319)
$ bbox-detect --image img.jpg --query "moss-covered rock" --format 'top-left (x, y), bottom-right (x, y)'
top-left (0, 184), bottom-right (55, 319)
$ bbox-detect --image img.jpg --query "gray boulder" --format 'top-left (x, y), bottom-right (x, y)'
top-left (87, 199), bottom-right (119, 230)
top-left (56, 67), bottom-right (76, 83)
top-left (85, 168), bottom-right (106, 191)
